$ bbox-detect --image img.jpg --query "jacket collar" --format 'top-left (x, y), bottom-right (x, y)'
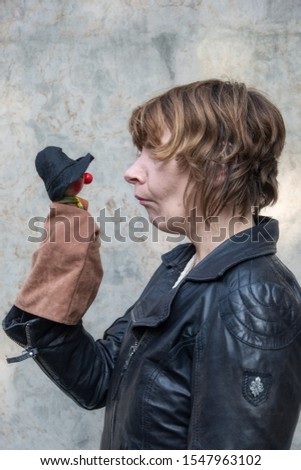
top-left (162, 216), bottom-right (278, 281)
top-left (132, 216), bottom-right (278, 328)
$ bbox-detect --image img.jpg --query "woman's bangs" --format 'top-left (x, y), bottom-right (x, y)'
top-left (129, 101), bottom-right (167, 151)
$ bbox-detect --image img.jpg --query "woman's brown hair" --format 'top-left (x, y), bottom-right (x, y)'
top-left (129, 79), bottom-right (285, 219)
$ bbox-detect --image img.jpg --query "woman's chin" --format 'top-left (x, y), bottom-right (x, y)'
top-left (151, 218), bottom-right (186, 236)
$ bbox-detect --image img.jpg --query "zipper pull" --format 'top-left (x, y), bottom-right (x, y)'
top-left (6, 347), bottom-right (38, 364)
top-left (123, 342), bottom-right (138, 371)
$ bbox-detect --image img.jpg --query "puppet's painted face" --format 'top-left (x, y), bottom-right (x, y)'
top-left (65, 176), bottom-right (84, 196)
top-left (65, 172), bottom-right (93, 196)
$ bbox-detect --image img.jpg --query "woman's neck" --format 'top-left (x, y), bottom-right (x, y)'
top-left (189, 208), bottom-right (254, 265)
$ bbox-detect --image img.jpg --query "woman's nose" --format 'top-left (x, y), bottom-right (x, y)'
top-left (124, 160), bottom-right (145, 185)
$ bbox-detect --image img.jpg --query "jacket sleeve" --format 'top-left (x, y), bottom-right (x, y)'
top-left (2, 305), bottom-right (131, 410)
top-left (188, 282), bottom-right (301, 450)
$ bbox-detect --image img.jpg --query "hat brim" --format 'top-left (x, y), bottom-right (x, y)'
top-left (48, 153), bottom-right (94, 201)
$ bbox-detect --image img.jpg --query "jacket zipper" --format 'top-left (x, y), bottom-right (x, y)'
top-left (3, 324), bottom-right (38, 363)
top-left (4, 324), bottom-right (54, 378)
top-left (110, 338), bottom-right (140, 448)
top-left (25, 324), bottom-right (89, 406)
top-left (25, 324), bottom-right (61, 384)
top-left (9, 323), bottom-right (89, 407)
top-left (123, 341), bottom-right (139, 370)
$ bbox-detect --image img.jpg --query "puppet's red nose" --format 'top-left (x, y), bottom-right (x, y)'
top-left (84, 172), bottom-right (93, 184)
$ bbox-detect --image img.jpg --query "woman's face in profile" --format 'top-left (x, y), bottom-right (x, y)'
top-left (124, 144), bottom-right (190, 234)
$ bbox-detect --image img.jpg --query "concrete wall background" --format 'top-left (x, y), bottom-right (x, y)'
top-left (0, 0), bottom-right (300, 450)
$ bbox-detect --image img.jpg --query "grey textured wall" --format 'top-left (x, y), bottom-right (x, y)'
top-left (1, 0), bottom-right (300, 450)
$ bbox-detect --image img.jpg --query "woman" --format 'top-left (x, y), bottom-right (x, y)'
top-left (3, 79), bottom-right (301, 449)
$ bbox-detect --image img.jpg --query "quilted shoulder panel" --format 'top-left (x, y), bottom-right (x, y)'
top-left (220, 282), bottom-right (301, 349)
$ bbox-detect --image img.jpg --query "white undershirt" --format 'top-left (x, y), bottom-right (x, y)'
top-left (172, 254), bottom-right (197, 289)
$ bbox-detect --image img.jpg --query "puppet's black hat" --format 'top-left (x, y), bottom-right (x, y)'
top-left (35, 146), bottom-right (94, 201)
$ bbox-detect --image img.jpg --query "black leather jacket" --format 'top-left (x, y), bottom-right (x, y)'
top-left (3, 217), bottom-right (301, 449)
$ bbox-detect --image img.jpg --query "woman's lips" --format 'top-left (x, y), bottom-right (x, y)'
top-left (135, 195), bottom-right (152, 205)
